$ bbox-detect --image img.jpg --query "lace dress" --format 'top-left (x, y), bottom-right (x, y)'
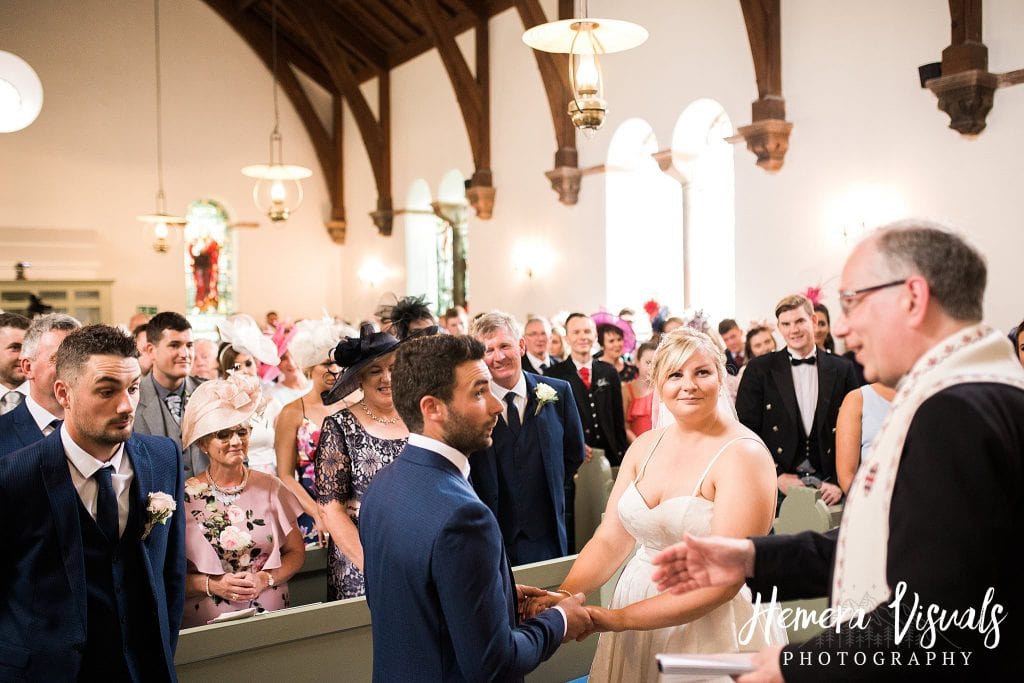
top-left (314, 409), bottom-right (407, 599)
top-left (589, 433), bottom-right (786, 682)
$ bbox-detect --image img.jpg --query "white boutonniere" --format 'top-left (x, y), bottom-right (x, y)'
top-left (534, 383), bottom-right (559, 416)
top-left (143, 491), bottom-right (176, 540)
top-left (596, 378), bottom-right (610, 389)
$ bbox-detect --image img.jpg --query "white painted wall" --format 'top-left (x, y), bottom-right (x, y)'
top-left (3, 0), bottom-right (1023, 331)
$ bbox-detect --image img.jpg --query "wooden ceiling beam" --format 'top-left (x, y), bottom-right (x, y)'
top-left (374, 0), bottom-right (423, 41)
top-left (736, 0), bottom-right (792, 171)
top-left (290, 0), bottom-right (394, 234)
top-left (386, 0), bottom-right (512, 70)
top-left (203, 0), bottom-right (335, 92)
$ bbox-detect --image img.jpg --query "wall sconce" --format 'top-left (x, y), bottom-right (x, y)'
top-left (522, 1), bottom-right (647, 138)
top-left (826, 184), bottom-right (907, 247)
top-left (357, 259), bottom-right (390, 289)
top-left (511, 240), bottom-right (557, 280)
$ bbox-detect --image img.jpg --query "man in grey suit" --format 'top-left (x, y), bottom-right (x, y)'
top-left (133, 311), bottom-right (206, 479)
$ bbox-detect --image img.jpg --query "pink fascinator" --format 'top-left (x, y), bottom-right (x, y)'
top-left (217, 314), bottom-right (280, 366)
top-left (181, 373), bottom-right (267, 448)
top-left (802, 286), bottom-right (823, 306)
top-left (590, 310), bottom-right (637, 354)
top-left (260, 322), bottom-right (299, 382)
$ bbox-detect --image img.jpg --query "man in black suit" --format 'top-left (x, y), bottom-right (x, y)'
top-left (654, 222), bottom-right (1024, 680)
top-left (468, 311), bottom-right (586, 565)
top-left (547, 313), bottom-right (627, 466)
top-left (521, 316), bottom-right (555, 375)
top-left (736, 294), bottom-right (860, 507)
top-left (0, 313), bottom-right (80, 456)
top-left (718, 318), bottom-right (746, 375)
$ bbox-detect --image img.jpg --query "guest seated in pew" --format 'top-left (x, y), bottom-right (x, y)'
top-left (835, 381), bottom-right (895, 494)
top-left (180, 373), bottom-right (305, 628)
top-left (315, 325), bottom-right (408, 600)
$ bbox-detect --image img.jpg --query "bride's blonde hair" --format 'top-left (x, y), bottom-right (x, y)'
top-left (652, 327), bottom-right (727, 388)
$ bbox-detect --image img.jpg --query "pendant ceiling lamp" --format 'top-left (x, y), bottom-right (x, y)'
top-left (522, 0), bottom-right (647, 138)
top-left (137, 0), bottom-right (185, 253)
top-left (0, 50), bottom-right (44, 133)
top-left (241, 0), bottom-right (312, 222)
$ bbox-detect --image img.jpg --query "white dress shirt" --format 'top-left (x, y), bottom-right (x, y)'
top-left (787, 347), bottom-right (819, 436)
top-left (406, 431), bottom-right (568, 635)
top-left (525, 352), bottom-right (550, 374)
top-left (61, 426), bottom-right (134, 536)
top-left (490, 374), bottom-right (526, 428)
top-left (24, 392), bottom-right (61, 435)
top-left (408, 433), bottom-right (471, 480)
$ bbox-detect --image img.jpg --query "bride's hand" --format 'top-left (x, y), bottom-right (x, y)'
top-left (585, 605), bottom-right (625, 634)
top-left (521, 592), bottom-right (563, 619)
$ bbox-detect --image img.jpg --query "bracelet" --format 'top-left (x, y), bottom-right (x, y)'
top-left (554, 589), bottom-right (573, 599)
top-left (205, 575), bottom-right (212, 598)
top-left (262, 570), bottom-right (275, 588)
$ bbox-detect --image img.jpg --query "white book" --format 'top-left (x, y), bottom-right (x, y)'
top-left (656, 652), bottom-right (755, 677)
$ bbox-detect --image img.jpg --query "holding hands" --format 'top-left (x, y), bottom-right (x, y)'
top-left (516, 585), bottom-right (594, 642)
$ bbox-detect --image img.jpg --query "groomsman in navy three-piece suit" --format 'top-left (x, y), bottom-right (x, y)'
top-left (0, 325), bottom-right (185, 682)
top-left (360, 334), bottom-right (592, 682)
top-left (469, 312), bottom-right (586, 566)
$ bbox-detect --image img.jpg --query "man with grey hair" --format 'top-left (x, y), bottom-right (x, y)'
top-left (653, 221), bottom-right (1024, 680)
top-left (521, 316), bottom-right (554, 375)
top-left (468, 311), bottom-right (586, 564)
top-left (0, 313), bottom-right (81, 455)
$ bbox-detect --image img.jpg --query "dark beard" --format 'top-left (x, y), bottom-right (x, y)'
top-left (441, 407), bottom-right (495, 454)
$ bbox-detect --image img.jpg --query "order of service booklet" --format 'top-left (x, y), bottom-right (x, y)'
top-left (656, 652), bottom-right (755, 677)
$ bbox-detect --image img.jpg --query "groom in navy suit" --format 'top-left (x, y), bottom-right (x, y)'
top-left (468, 311), bottom-right (585, 565)
top-left (0, 325), bottom-right (185, 681)
top-left (360, 333), bottom-right (592, 682)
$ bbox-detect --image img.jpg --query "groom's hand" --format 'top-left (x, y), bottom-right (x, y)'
top-left (515, 584), bottom-right (549, 621)
top-left (559, 593), bottom-right (593, 643)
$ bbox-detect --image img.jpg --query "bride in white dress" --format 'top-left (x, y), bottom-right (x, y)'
top-left (535, 328), bottom-right (784, 682)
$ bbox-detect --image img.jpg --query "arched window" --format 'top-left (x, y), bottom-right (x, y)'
top-left (671, 99), bottom-right (735, 320)
top-left (403, 178), bottom-right (437, 305)
top-left (434, 169), bottom-right (469, 312)
top-left (183, 199), bottom-right (235, 318)
top-left (605, 118), bottom-right (683, 313)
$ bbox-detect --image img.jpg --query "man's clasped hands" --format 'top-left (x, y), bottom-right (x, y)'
top-left (516, 585), bottom-right (624, 643)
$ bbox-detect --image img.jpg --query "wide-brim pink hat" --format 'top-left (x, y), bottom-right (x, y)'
top-left (181, 373), bottom-right (266, 448)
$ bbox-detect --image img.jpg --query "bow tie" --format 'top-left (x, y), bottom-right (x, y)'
top-left (790, 355), bottom-right (816, 366)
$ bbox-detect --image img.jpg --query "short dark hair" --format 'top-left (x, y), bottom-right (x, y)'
top-left (875, 221), bottom-right (986, 321)
top-left (565, 312), bottom-right (591, 328)
top-left (597, 323), bottom-right (623, 347)
top-left (55, 324), bottom-right (139, 385)
top-left (0, 312), bottom-right (31, 331)
top-left (132, 324), bottom-right (148, 340)
top-left (146, 311), bottom-right (191, 345)
top-left (718, 319), bottom-right (739, 335)
top-left (392, 333), bottom-right (484, 433)
top-left (635, 340), bottom-right (659, 362)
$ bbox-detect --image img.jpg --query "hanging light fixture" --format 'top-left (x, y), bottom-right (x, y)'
top-left (241, 0), bottom-right (312, 222)
top-left (137, 0), bottom-right (185, 253)
top-left (522, 1), bottom-right (647, 138)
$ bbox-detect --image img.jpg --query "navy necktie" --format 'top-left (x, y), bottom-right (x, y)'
top-left (94, 466), bottom-right (119, 543)
top-left (504, 393), bottom-right (521, 436)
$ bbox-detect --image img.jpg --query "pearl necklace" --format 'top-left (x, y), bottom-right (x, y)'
top-left (207, 466), bottom-right (249, 495)
top-left (359, 400), bottom-right (400, 425)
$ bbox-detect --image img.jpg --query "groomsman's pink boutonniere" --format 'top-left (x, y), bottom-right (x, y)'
top-left (143, 491), bottom-right (176, 540)
top-left (534, 384), bottom-right (558, 416)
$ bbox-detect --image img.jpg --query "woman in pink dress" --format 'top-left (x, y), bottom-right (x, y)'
top-left (179, 374), bottom-right (305, 628)
top-left (623, 341), bottom-right (658, 443)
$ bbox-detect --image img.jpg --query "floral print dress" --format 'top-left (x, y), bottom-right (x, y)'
top-left (314, 409), bottom-right (406, 600)
top-left (182, 470), bottom-right (303, 628)
top-left (294, 414), bottom-right (321, 545)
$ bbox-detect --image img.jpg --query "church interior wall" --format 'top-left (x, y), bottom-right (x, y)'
top-left (2, 0), bottom-right (1022, 330)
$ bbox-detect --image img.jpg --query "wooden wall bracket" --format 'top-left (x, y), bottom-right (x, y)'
top-left (737, 0), bottom-right (792, 172)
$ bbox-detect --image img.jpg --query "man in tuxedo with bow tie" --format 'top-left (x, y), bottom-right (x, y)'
top-left (359, 333), bottom-right (592, 682)
top-left (469, 312), bottom-right (585, 565)
top-left (736, 294), bottom-right (860, 506)
top-left (0, 313), bottom-right (81, 456)
top-left (0, 324), bottom-right (185, 681)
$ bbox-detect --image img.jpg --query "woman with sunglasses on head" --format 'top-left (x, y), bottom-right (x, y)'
top-left (315, 324), bottom-right (409, 600)
top-left (273, 319), bottom-right (351, 547)
top-left (179, 373), bottom-right (305, 627)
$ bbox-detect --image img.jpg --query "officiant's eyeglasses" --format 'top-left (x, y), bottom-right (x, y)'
top-left (213, 426), bottom-right (250, 441)
top-left (838, 279), bottom-right (906, 315)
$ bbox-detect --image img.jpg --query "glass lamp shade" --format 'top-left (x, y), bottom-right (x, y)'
top-left (137, 211), bottom-right (185, 253)
top-left (522, 18), bottom-right (648, 54)
top-left (242, 163), bottom-right (312, 222)
top-left (0, 50), bottom-right (43, 133)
